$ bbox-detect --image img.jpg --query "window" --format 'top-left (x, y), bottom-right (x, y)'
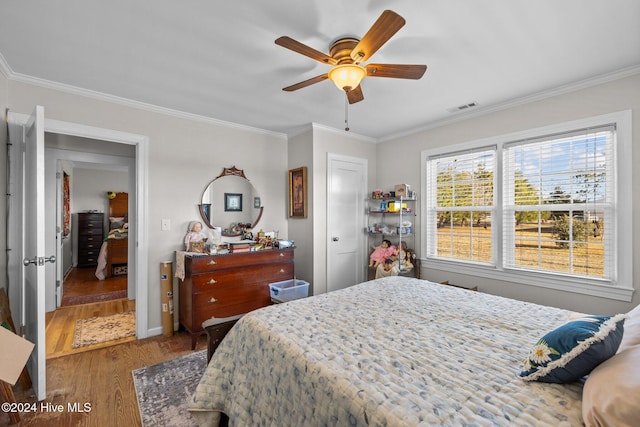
top-left (425, 148), bottom-right (496, 265)
top-left (503, 126), bottom-right (614, 279)
top-left (421, 111), bottom-right (633, 301)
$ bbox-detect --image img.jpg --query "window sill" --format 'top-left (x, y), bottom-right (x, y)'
top-left (420, 258), bottom-right (634, 302)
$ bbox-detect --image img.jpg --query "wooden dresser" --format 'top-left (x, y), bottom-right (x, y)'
top-left (179, 248), bottom-right (294, 349)
top-left (77, 212), bottom-right (104, 267)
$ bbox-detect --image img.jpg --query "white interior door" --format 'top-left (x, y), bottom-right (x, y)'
top-left (327, 154), bottom-right (366, 292)
top-left (23, 105), bottom-right (50, 401)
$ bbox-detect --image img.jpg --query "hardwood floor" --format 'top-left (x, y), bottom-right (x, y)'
top-left (6, 332), bottom-right (208, 427)
top-left (1, 268), bottom-right (206, 426)
top-left (45, 298), bottom-right (137, 359)
top-left (47, 267), bottom-right (132, 359)
top-left (63, 267), bottom-right (127, 298)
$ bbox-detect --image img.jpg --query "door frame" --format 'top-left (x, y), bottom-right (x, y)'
top-left (7, 112), bottom-right (150, 340)
top-left (326, 153), bottom-right (367, 291)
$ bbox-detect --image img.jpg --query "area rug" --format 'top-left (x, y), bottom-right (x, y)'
top-left (133, 350), bottom-right (207, 427)
top-left (61, 289), bottom-right (128, 307)
top-left (71, 310), bottom-right (136, 348)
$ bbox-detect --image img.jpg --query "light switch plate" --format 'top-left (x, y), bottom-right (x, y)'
top-left (161, 218), bottom-right (171, 231)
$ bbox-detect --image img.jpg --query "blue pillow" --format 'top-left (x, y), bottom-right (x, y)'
top-left (520, 314), bottom-right (626, 383)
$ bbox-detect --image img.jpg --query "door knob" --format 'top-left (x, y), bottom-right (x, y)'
top-left (332, 237), bottom-right (339, 242)
top-left (23, 255), bottom-right (56, 266)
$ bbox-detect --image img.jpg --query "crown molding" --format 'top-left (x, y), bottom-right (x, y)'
top-left (380, 64), bottom-right (640, 143)
top-left (4, 64), bottom-right (287, 140)
top-left (285, 123), bottom-right (314, 139)
top-left (310, 122), bottom-right (377, 144)
top-left (0, 52), bottom-right (12, 79)
top-left (4, 49), bottom-right (637, 145)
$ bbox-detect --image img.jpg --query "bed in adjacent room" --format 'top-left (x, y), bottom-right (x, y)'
top-left (188, 276), bottom-right (637, 426)
top-left (95, 192), bottom-right (128, 280)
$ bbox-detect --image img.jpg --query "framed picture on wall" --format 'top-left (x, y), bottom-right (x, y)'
top-left (225, 193), bottom-right (243, 212)
top-left (288, 167), bottom-right (307, 218)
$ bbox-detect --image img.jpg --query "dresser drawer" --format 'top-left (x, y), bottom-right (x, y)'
top-left (77, 255), bottom-right (98, 266)
top-left (188, 249), bottom-right (293, 273)
top-left (192, 263), bottom-right (293, 292)
top-left (179, 248), bottom-right (295, 349)
top-left (78, 235), bottom-right (102, 248)
top-left (78, 218), bottom-right (102, 227)
top-left (78, 212), bottom-right (102, 220)
top-left (192, 284), bottom-right (271, 325)
top-left (79, 227), bottom-right (103, 237)
top-left (78, 248), bottom-right (100, 258)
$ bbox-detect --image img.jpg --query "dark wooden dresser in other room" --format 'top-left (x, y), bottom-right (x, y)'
top-left (76, 212), bottom-right (104, 267)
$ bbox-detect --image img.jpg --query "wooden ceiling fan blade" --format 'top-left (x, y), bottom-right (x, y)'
top-left (350, 10), bottom-right (405, 63)
top-left (366, 64), bottom-right (427, 79)
top-left (283, 74), bottom-right (329, 92)
top-left (347, 85), bottom-right (364, 104)
top-left (275, 36), bottom-right (337, 65)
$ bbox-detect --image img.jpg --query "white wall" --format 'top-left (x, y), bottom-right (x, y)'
top-left (287, 124), bottom-right (378, 295)
top-left (311, 125), bottom-right (377, 294)
top-left (0, 72), bottom-right (7, 292)
top-left (72, 167), bottom-right (129, 215)
top-left (377, 74), bottom-right (640, 315)
top-left (70, 166), bottom-right (129, 268)
top-left (7, 79), bottom-right (289, 334)
top-left (287, 128), bottom-right (314, 290)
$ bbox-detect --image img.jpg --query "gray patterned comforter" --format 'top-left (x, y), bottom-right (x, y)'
top-left (189, 276), bottom-right (584, 426)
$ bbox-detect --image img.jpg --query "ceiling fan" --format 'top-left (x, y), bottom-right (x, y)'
top-left (275, 10), bottom-right (427, 104)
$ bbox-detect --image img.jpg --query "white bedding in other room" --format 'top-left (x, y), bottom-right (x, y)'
top-left (189, 276), bottom-right (584, 426)
top-left (94, 227), bottom-right (128, 280)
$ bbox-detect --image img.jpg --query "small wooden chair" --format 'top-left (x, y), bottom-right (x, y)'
top-left (202, 314), bottom-right (245, 362)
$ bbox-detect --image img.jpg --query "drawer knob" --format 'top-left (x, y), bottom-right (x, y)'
top-left (208, 278), bottom-right (217, 285)
top-left (208, 260), bottom-right (217, 265)
top-left (209, 297), bottom-right (217, 303)
top-left (279, 253), bottom-right (284, 257)
top-left (279, 269), bottom-right (285, 273)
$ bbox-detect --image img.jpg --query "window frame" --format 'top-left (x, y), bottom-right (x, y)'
top-left (420, 111), bottom-right (633, 301)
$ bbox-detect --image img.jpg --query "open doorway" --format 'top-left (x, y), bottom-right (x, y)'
top-left (7, 109), bottom-right (149, 397)
top-left (45, 135), bottom-right (137, 357)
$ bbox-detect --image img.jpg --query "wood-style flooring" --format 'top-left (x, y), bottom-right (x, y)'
top-left (62, 267), bottom-right (128, 298)
top-left (7, 331), bottom-right (208, 427)
top-left (2, 267), bottom-right (208, 427)
top-left (46, 268), bottom-right (131, 359)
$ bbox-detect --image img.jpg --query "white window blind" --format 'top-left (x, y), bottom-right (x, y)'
top-left (426, 147), bottom-right (496, 264)
top-left (503, 125), bottom-right (615, 280)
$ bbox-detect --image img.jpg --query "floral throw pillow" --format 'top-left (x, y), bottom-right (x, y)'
top-left (520, 314), bottom-right (626, 383)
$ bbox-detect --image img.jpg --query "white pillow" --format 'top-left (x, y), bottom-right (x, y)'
top-left (618, 303), bottom-right (640, 353)
top-left (582, 344), bottom-right (640, 427)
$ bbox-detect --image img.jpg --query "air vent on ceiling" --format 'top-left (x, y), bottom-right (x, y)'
top-left (447, 102), bottom-right (479, 113)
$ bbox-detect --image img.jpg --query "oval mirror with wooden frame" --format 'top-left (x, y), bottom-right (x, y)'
top-left (199, 166), bottom-right (263, 237)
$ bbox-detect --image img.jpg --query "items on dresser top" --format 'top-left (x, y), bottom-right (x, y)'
top-left (178, 248), bottom-right (295, 349)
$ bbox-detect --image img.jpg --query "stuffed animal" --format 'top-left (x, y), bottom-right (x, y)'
top-left (369, 239), bottom-right (395, 267)
top-left (396, 242), bottom-right (414, 272)
top-left (375, 258), bottom-right (399, 279)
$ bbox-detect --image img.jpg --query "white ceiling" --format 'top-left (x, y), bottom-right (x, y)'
top-left (1, 1), bottom-right (639, 140)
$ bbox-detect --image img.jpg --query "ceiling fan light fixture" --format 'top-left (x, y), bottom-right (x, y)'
top-left (328, 64), bottom-right (366, 92)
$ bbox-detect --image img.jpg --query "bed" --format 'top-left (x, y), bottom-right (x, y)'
top-left (95, 192), bottom-right (128, 280)
top-left (188, 276), bottom-right (627, 426)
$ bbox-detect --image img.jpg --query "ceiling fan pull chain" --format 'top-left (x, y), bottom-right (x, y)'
top-left (344, 93), bottom-right (350, 132)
